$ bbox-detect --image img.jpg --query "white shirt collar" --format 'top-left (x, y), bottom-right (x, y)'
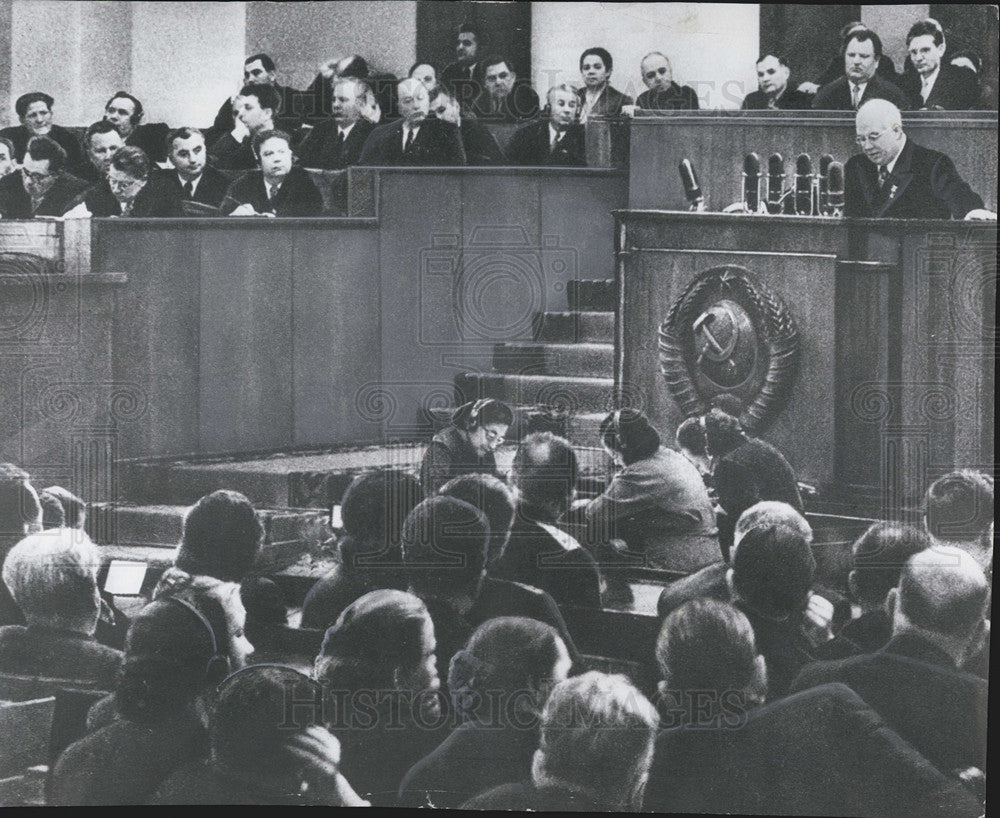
top-left (885, 134), bottom-right (907, 175)
top-left (849, 80), bottom-right (868, 98)
top-left (265, 179), bottom-right (282, 199)
top-left (402, 122), bottom-right (421, 146)
top-left (548, 123), bottom-right (564, 147)
top-left (177, 172), bottom-right (201, 193)
top-left (920, 66), bottom-right (940, 99)
top-left (338, 121), bottom-right (356, 139)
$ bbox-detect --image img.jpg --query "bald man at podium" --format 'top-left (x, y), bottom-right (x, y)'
top-left (845, 99), bottom-right (995, 220)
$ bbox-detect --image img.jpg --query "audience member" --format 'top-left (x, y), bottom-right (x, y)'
top-left (577, 47), bottom-right (632, 122)
top-left (441, 23), bottom-right (486, 107)
top-left (0, 136), bottom-right (88, 218)
top-left (40, 485), bottom-right (86, 530)
top-left (304, 54), bottom-right (397, 125)
top-left (742, 54), bottom-right (814, 109)
top-left (812, 28), bottom-right (912, 110)
top-left (645, 598), bottom-right (983, 816)
top-left (103, 91), bottom-right (170, 163)
top-left (208, 53), bottom-right (306, 144)
top-left (506, 83), bottom-right (586, 167)
top-left (585, 409), bottom-right (719, 572)
top-left (71, 120), bottom-right (125, 184)
top-left (71, 145), bottom-right (181, 217)
top-left (156, 127), bottom-right (229, 208)
top-left (49, 593), bottom-right (242, 804)
top-left (1, 465), bottom-right (44, 626)
top-left (439, 473), bottom-right (514, 571)
top-left (296, 77), bottom-right (377, 169)
top-left (0, 135), bottom-right (16, 177)
top-left (209, 83), bottom-right (281, 170)
top-left (399, 617), bottom-right (572, 808)
top-left (675, 415), bottom-right (714, 485)
top-left (314, 589), bottom-right (446, 806)
top-left (38, 488), bottom-right (67, 529)
top-left (463, 671), bottom-right (659, 811)
top-left (845, 99), bottom-right (993, 219)
top-left (924, 469), bottom-right (993, 572)
top-left (428, 84), bottom-right (504, 165)
top-left (793, 546), bottom-right (988, 773)
top-left (635, 52), bottom-right (699, 110)
top-left (420, 399), bottom-right (512, 496)
top-left (154, 665), bottom-right (368, 805)
top-left (497, 432), bottom-right (603, 609)
top-left (0, 529), bottom-right (121, 697)
top-left (904, 19), bottom-right (979, 109)
top-left (409, 62), bottom-right (438, 90)
top-left (811, 20), bottom-right (903, 90)
top-left (220, 129), bottom-right (323, 216)
top-left (359, 78), bottom-right (466, 166)
top-left (471, 56), bottom-right (540, 122)
top-left (0, 91), bottom-right (85, 167)
top-left (301, 469), bottom-right (423, 630)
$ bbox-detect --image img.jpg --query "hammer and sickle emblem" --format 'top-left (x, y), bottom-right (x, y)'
top-left (693, 305), bottom-right (739, 371)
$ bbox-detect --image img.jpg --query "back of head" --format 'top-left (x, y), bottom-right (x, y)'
top-left (536, 671), bottom-right (659, 810)
top-left (851, 522), bottom-right (931, 607)
top-left (40, 485), bottom-right (86, 529)
top-left (0, 463), bottom-right (42, 551)
top-left (449, 616), bottom-right (567, 723)
top-left (401, 496), bottom-right (489, 597)
top-left (116, 594), bottom-right (231, 723)
top-left (599, 409), bottom-right (661, 465)
top-left (896, 546), bottom-right (989, 641)
top-left (512, 432), bottom-right (578, 518)
top-left (675, 416), bottom-right (707, 457)
top-left (925, 470), bottom-right (994, 544)
top-left (439, 473), bottom-right (515, 566)
top-left (734, 501), bottom-right (812, 548)
top-left (656, 598), bottom-right (764, 702)
top-left (731, 524), bottom-right (815, 617)
top-left (177, 490), bottom-right (264, 582)
top-left (340, 469), bottom-right (423, 561)
top-left (2, 529), bottom-right (100, 633)
top-left (703, 407), bottom-right (745, 458)
top-left (38, 490), bottom-right (66, 529)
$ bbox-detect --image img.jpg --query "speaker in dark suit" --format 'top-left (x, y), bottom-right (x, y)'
top-left (506, 85), bottom-right (586, 167)
top-left (440, 23), bottom-right (486, 110)
top-left (845, 99), bottom-right (988, 219)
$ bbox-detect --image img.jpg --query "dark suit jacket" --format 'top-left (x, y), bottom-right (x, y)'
top-left (441, 60), bottom-right (485, 109)
top-left (904, 64), bottom-right (980, 110)
top-left (0, 123), bottom-right (85, 167)
top-left (457, 117), bottom-right (505, 165)
top-left (742, 87), bottom-right (815, 110)
top-left (84, 176), bottom-right (182, 217)
top-left (576, 84), bottom-right (632, 117)
top-left (645, 682), bottom-right (983, 816)
top-left (737, 599), bottom-right (816, 700)
top-left (295, 118), bottom-right (375, 169)
top-left (208, 132), bottom-right (257, 170)
top-left (358, 117), bottom-right (466, 166)
top-left (844, 138), bottom-right (984, 219)
top-left (470, 82), bottom-right (541, 123)
top-left (505, 121), bottom-right (586, 167)
top-left (68, 160), bottom-right (104, 186)
top-left (812, 74), bottom-right (913, 110)
top-left (219, 165), bottom-right (323, 216)
top-left (125, 123), bottom-right (171, 163)
top-left (207, 83), bottom-right (307, 143)
top-left (636, 82), bottom-right (700, 110)
top-left (154, 165), bottom-right (230, 208)
top-left (791, 632), bottom-right (988, 771)
top-left (0, 625), bottom-right (121, 698)
top-left (0, 169), bottom-right (89, 218)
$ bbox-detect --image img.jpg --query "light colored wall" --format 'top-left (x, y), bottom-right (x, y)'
top-left (531, 2), bottom-right (759, 110)
top-left (245, 1), bottom-right (417, 91)
top-left (862, 4), bottom-right (929, 73)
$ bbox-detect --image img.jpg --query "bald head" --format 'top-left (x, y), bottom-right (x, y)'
top-left (896, 546), bottom-right (989, 641)
top-left (855, 99), bottom-right (905, 167)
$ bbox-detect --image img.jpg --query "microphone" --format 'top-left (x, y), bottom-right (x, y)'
top-left (742, 152), bottom-right (761, 213)
top-left (818, 154), bottom-right (834, 214)
top-left (679, 159), bottom-right (705, 211)
top-left (827, 161), bottom-right (844, 214)
top-left (795, 153), bottom-right (813, 215)
top-left (766, 152), bottom-right (785, 214)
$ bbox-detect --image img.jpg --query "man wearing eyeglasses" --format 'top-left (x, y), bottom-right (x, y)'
top-left (67, 146), bottom-right (181, 218)
top-left (634, 52), bottom-right (699, 111)
top-left (844, 99), bottom-right (994, 220)
top-left (0, 135), bottom-right (89, 219)
top-left (470, 56), bottom-right (539, 123)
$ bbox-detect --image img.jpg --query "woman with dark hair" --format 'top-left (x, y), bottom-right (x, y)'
top-left (314, 589), bottom-right (448, 806)
top-left (585, 409), bottom-right (720, 573)
top-left (301, 469), bottom-right (424, 629)
top-left (420, 398), bottom-right (514, 495)
top-left (577, 47), bottom-right (633, 122)
top-left (399, 616), bottom-right (571, 808)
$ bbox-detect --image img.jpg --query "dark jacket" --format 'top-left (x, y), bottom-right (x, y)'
top-left (153, 165), bottom-right (231, 208)
top-left (462, 780), bottom-right (608, 812)
top-left (358, 117), bottom-right (466, 166)
top-left (208, 131), bottom-right (257, 170)
top-left (791, 631), bottom-right (988, 771)
top-left (125, 123), bottom-right (171, 163)
top-left (814, 608), bottom-right (891, 660)
top-left (207, 83), bottom-right (307, 143)
top-left (812, 74), bottom-right (913, 111)
top-left (494, 509), bottom-right (603, 609)
top-left (0, 169), bottom-right (89, 218)
top-left (300, 547), bottom-right (408, 631)
top-left (68, 160), bottom-right (104, 186)
top-left (219, 166), bottom-right (323, 217)
top-left (83, 176), bottom-right (182, 217)
top-left (470, 82), bottom-right (541, 123)
top-left (844, 138), bottom-right (984, 219)
top-left (577, 84), bottom-right (633, 118)
top-left (295, 117), bottom-right (375, 169)
top-left (456, 117), bottom-right (505, 165)
top-left (419, 425), bottom-right (499, 496)
top-left (505, 120), bottom-right (586, 167)
top-left (645, 682), bottom-right (983, 816)
top-left (152, 759), bottom-right (322, 805)
top-left (742, 87), bottom-right (815, 110)
top-left (0, 625), bottom-right (122, 699)
top-left (0, 123), bottom-right (85, 167)
top-left (904, 64), bottom-right (980, 110)
top-left (636, 82), bottom-right (700, 110)
top-left (736, 598), bottom-right (816, 700)
top-left (657, 561), bottom-right (729, 618)
top-left (441, 60), bottom-right (484, 102)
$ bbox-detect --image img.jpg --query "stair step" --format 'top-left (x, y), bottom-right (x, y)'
top-left (492, 342), bottom-right (613, 377)
top-left (534, 311), bottom-right (614, 343)
top-left (456, 372), bottom-right (615, 414)
top-left (567, 279), bottom-right (616, 312)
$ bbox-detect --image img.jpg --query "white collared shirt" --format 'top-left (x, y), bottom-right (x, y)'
top-left (402, 124), bottom-right (420, 150)
top-left (337, 121), bottom-right (356, 141)
top-left (549, 123), bottom-right (564, 149)
top-left (177, 172), bottom-right (201, 196)
top-left (849, 80), bottom-right (868, 106)
top-left (265, 180), bottom-right (282, 201)
top-left (579, 86), bottom-right (604, 124)
top-left (920, 66), bottom-right (940, 102)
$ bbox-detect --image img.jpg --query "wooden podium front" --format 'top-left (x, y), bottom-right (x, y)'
top-left (615, 211), bottom-right (995, 516)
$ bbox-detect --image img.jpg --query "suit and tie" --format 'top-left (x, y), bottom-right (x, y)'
top-left (454, 117), bottom-right (505, 165)
top-left (154, 166), bottom-right (231, 208)
top-left (905, 64), bottom-right (980, 110)
top-left (812, 74), bottom-right (913, 111)
top-left (505, 121), bottom-right (586, 167)
top-left (742, 87), bottom-right (815, 110)
top-left (81, 175), bottom-right (183, 217)
top-left (844, 137), bottom-right (984, 219)
top-left (441, 60), bottom-right (484, 110)
top-left (296, 118), bottom-right (375, 169)
top-left (219, 165), bottom-right (324, 216)
top-left (358, 118), bottom-right (466, 166)
top-left (470, 82), bottom-right (541, 123)
top-left (0, 169), bottom-right (90, 218)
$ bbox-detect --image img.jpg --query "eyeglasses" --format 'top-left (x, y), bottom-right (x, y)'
top-left (108, 176), bottom-right (143, 192)
top-left (855, 129), bottom-right (890, 145)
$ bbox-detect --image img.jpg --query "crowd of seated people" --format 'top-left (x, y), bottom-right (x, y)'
top-left (0, 426), bottom-right (992, 810)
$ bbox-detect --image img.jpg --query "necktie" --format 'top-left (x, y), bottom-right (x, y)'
top-left (851, 84), bottom-right (861, 109)
top-left (551, 131), bottom-right (562, 151)
top-left (404, 128), bottom-right (414, 152)
top-left (921, 77), bottom-right (931, 103)
top-left (877, 165), bottom-right (889, 190)
top-left (183, 181), bottom-right (194, 199)
top-left (334, 129), bottom-right (345, 151)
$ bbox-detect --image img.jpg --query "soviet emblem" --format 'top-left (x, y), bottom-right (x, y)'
top-left (658, 265), bottom-right (799, 432)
